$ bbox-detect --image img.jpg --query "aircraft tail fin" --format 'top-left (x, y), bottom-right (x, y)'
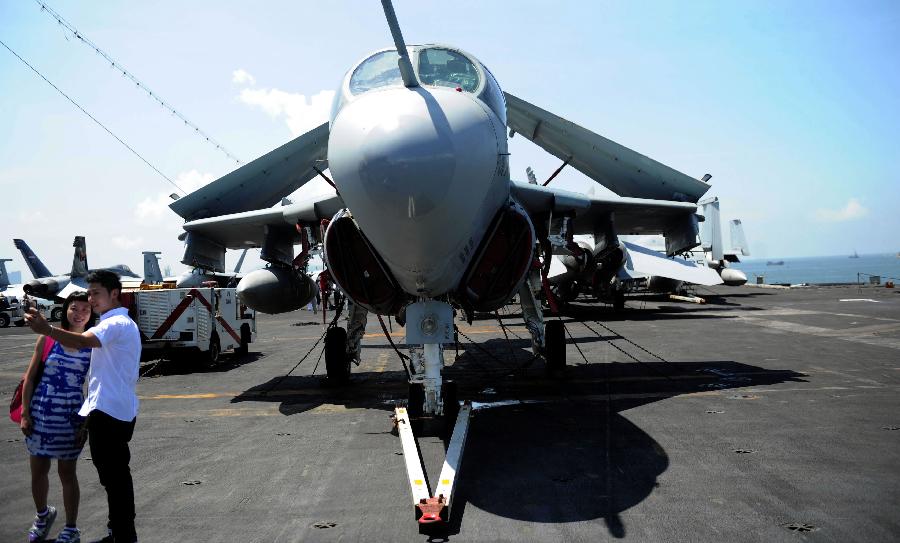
top-left (730, 219), bottom-right (750, 256)
top-left (0, 259), bottom-right (11, 287)
top-left (13, 239), bottom-right (52, 278)
top-left (233, 249), bottom-right (248, 273)
top-left (143, 252), bottom-right (163, 283)
top-left (699, 198), bottom-right (724, 261)
top-left (71, 236), bottom-right (89, 278)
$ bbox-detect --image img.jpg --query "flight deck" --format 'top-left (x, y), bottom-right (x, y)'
top-left (1, 284), bottom-right (898, 542)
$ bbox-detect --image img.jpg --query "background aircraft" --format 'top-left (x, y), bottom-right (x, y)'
top-left (143, 248), bottom-right (249, 287)
top-left (20, 236), bottom-right (142, 300)
top-left (692, 197), bottom-right (750, 286)
top-left (0, 258), bottom-right (60, 326)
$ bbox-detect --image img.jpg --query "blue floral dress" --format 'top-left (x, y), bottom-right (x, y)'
top-left (26, 341), bottom-right (92, 459)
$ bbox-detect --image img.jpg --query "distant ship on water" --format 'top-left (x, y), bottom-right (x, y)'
top-left (850, 250), bottom-right (859, 259)
top-left (767, 260), bottom-right (785, 266)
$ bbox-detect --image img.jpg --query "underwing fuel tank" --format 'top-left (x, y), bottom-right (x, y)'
top-left (720, 267), bottom-right (748, 286)
top-left (328, 86), bottom-right (508, 296)
top-left (235, 267), bottom-right (316, 314)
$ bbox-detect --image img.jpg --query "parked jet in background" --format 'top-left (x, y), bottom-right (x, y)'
top-left (143, 248), bottom-right (249, 287)
top-left (0, 258), bottom-right (61, 326)
top-left (19, 236), bottom-right (142, 300)
top-left (693, 197), bottom-right (749, 286)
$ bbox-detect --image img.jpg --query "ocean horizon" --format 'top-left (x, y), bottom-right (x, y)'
top-left (737, 252), bottom-right (900, 285)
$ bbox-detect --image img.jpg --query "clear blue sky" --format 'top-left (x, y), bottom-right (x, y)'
top-left (1, 0), bottom-right (898, 278)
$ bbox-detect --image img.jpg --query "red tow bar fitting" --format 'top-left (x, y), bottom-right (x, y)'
top-left (417, 496), bottom-right (446, 524)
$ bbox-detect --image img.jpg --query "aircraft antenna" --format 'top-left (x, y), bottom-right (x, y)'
top-left (0, 38), bottom-right (187, 195)
top-left (380, 0), bottom-right (418, 88)
top-left (31, 0), bottom-right (244, 166)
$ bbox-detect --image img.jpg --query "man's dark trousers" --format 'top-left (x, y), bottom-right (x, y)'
top-left (88, 410), bottom-right (137, 542)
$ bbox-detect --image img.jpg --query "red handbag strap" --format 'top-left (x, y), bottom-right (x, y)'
top-left (41, 336), bottom-right (55, 361)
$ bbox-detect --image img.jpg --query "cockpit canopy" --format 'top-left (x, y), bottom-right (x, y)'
top-left (333, 45), bottom-right (505, 124)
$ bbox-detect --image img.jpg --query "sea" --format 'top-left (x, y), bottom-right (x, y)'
top-left (737, 253), bottom-right (900, 286)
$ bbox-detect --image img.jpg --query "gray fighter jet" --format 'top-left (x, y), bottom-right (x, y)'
top-left (692, 197), bottom-right (750, 286)
top-left (19, 236), bottom-right (142, 300)
top-left (168, 1), bottom-right (713, 419)
top-left (143, 248), bottom-right (248, 287)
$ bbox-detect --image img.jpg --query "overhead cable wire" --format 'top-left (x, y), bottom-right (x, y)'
top-left (32, 0), bottom-right (243, 166)
top-left (0, 38), bottom-right (186, 195)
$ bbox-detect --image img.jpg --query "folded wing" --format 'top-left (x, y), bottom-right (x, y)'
top-left (505, 92), bottom-right (710, 203)
top-left (170, 123), bottom-right (330, 221)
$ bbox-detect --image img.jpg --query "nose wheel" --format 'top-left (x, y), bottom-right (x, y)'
top-left (544, 320), bottom-right (566, 373)
top-left (324, 326), bottom-right (351, 383)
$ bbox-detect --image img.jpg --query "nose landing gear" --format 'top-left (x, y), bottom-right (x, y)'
top-left (395, 300), bottom-right (473, 527)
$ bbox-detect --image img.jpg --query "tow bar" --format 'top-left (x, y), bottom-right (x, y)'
top-left (395, 403), bottom-right (473, 525)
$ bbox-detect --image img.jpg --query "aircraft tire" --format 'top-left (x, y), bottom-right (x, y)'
top-left (544, 320), bottom-right (566, 373)
top-left (235, 324), bottom-right (251, 355)
top-left (442, 381), bottom-right (459, 430)
top-left (0, 313), bottom-right (9, 328)
top-left (613, 291), bottom-right (625, 312)
top-left (51, 308), bottom-right (63, 322)
top-left (325, 327), bottom-right (350, 384)
top-left (206, 334), bottom-right (221, 366)
top-left (14, 320), bottom-right (25, 327)
top-left (408, 382), bottom-right (425, 420)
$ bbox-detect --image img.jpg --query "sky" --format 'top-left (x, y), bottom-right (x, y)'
top-left (1, 0), bottom-right (898, 280)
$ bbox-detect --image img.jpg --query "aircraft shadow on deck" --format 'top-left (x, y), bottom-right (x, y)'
top-left (229, 336), bottom-right (806, 538)
top-left (559, 301), bottom-right (766, 322)
top-left (139, 351), bottom-right (264, 377)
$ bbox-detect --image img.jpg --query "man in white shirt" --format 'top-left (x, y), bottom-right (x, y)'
top-left (26, 270), bottom-right (141, 543)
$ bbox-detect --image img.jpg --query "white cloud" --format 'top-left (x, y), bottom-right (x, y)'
top-left (814, 198), bottom-right (869, 222)
top-left (238, 87), bottom-right (335, 137)
top-left (135, 169), bottom-right (214, 226)
top-left (112, 235), bottom-right (144, 250)
top-left (232, 69), bottom-right (256, 86)
top-left (18, 210), bottom-right (48, 223)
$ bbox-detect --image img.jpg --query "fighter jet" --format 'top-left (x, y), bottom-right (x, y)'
top-left (691, 197), bottom-right (750, 286)
top-left (168, 1), bottom-right (712, 423)
top-left (143, 248), bottom-right (249, 287)
top-left (546, 233), bottom-right (724, 309)
top-left (19, 236), bottom-right (142, 300)
top-left (0, 257), bottom-right (61, 326)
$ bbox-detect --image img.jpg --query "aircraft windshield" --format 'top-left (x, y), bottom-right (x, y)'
top-left (417, 48), bottom-right (480, 92)
top-left (349, 50), bottom-right (403, 95)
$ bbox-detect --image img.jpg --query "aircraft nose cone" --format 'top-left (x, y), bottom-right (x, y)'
top-left (328, 87), bottom-right (507, 295)
top-left (329, 87), bottom-right (499, 220)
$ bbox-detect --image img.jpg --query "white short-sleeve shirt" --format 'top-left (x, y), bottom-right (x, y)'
top-left (78, 307), bottom-right (142, 421)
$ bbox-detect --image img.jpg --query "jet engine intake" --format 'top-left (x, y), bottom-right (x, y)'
top-left (236, 266), bottom-right (316, 314)
top-left (324, 210), bottom-right (408, 315)
top-left (458, 202), bottom-right (535, 312)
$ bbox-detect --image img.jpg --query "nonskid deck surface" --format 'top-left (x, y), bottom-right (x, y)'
top-left (1, 285), bottom-right (898, 542)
